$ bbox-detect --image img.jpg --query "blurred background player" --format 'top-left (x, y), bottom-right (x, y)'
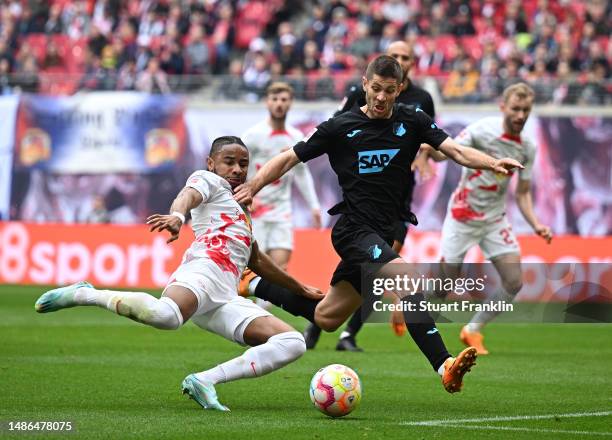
top-left (241, 82), bottom-right (321, 307)
top-left (35, 136), bottom-right (323, 411)
top-left (422, 83), bottom-right (552, 354)
top-left (303, 40), bottom-right (436, 351)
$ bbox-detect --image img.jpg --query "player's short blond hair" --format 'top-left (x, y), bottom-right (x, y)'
top-left (266, 82), bottom-right (294, 98)
top-left (502, 82), bottom-right (535, 102)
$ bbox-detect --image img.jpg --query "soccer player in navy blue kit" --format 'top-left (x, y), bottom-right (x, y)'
top-left (304, 40), bottom-right (436, 352)
top-left (236, 55), bottom-right (522, 393)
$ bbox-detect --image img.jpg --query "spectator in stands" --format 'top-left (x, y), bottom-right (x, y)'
top-left (363, 4), bottom-right (389, 38)
top-left (44, 4), bottom-right (64, 34)
top-left (527, 60), bottom-right (554, 102)
top-left (42, 40), bottom-right (64, 70)
top-left (184, 25), bottom-right (209, 74)
top-left (381, 0), bottom-right (412, 24)
top-left (13, 54), bottom-right (39, 92)
top-left (160, 40), bottom-right (184, 75)
top-left (479, 58), bottom-right (504, 101)
top-left (378, 22), bottom-right (399, 53)
top-left (136, 56), bottom-right (170, 94)
top-left (211, 2), bottom-right (235, 74)
top-left (500, 57), bottom-right (524, 89)
top-left (218, 58), bottom-right (245, 100)
top-left (349, 22), bottom-right (377, 59)
top-left (301, 40), bottom-right (321, 72)
top-left (443, 56), bottom-right (481, 103)
top-left (277, 33), bottom-right (299, 74)
top-left (503, 2), bottom-right (529, 36)
top-left (0, 57), bottom-right (12, 94)
top-left (428, 3), bottom-right (453, 36)
top-left (117, 58), bottom-right (137, 91)
top-left (88, 24), bottom-right (108, 57)
top-left (452, 4), bottom-right (476, 36)
top-left (585, 0), bottom-right (610, 36)
top-left (416, 38), bottom-right (444, 75)
top-left (63, 0), bottom-right (91, 40)
top-left (313, 64), bottom-right (335, 100)
top-left (243, 52), bottom-right (270, 101)
top-left (577, 62), bottom-right (610, 105)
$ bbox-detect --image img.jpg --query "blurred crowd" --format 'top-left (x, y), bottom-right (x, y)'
top-left (0, 0), bottom-right (609, 103)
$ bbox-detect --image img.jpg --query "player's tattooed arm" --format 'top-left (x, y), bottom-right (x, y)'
top-left (248, 241), bottom-right (325, 300)
top-left (438, 137), bottom-right (524, 175)
top-left (516, 179), bottom-right (552, 243)
top-left (234, 149), bottom-right (300, 205)
top-left (146, 187), bottom-right (203, 244)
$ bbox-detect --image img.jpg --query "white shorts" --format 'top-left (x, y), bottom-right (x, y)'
top-left (440, 216), bottom-right (520, 263)
top-left (252, 219), bottom-right (293, 251)
top-left (190, 296), bottom-right (272, 345)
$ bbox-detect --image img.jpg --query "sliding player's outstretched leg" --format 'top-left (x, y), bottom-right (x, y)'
top-left (35, 281), bottom-right (93, 313)
top-left (35, 282), bottom-right (188, 330)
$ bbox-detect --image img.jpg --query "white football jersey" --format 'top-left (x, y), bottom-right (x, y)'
top-left (447, 116), bottom-right (536, 224)
top-left (242, 120), bottom-right (319, 223)
top-left (183, 170), bottom-right (252, 280)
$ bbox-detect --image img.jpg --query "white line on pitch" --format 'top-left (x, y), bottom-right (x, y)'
top-left (401, 410), bottom-right (612, 426)
top-left (438, 424), bottom-right (612, 437)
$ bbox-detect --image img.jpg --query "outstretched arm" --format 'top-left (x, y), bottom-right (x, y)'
top-left (146, 187), bottom-right (203, 243)
top-left (516, 179), bottom-right (552, 243)
top-left (438, 137), bottom-right (523, 174)
top-left (248, 241), bottom-right (324, 300)
top-left (234, 148), bottom-right (300, 205)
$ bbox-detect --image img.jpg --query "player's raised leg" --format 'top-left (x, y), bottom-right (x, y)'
top-left (461, 252), bottom-right (522, 354)
top-left (35, 282), bottom-right (195, 330)
top-left (185, 299), bottom-right (306, 411)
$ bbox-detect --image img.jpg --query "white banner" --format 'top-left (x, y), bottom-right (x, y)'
top-left (0, 95), bottom-right (18, 220)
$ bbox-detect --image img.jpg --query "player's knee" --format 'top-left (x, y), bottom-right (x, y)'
top-left (271, 331), bottom-right (306, 360)
top-left (150, 299), bottom-right (183, 330)
top-left (315, 314), bottom-right (342, 332)
top-left (503, 279), bottom-right (523, 296)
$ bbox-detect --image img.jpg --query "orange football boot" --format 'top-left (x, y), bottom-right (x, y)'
top-left (460, 325), bottom-right (489, 355)
top-left (441, 347), bottom-right (477, 393)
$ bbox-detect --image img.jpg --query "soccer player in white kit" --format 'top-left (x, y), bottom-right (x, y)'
top-left (422, 83), bottom-right (552, 354)
top-left (35, 136), bottom-right (323, 411)
top-left (241, 82), bottom-right (321, 271)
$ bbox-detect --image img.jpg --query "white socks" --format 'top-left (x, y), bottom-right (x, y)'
top-left (74, 286), bottom-right (183, 330)
top-left (195, 331), bottom-right (306, 384)
top-left (468, 287), bottom-right (514, 331)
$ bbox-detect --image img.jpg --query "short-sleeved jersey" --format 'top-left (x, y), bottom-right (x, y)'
top-left (336, 82), bottom-right (436, 220)
top-left (242, 120), bottom-right (319, 222)
top-left (184, 170), bottom-right (253, 278)
top-left (294, 103), bottom-right (449, 237)
top-left (448, 116), bottom-right (536, 224)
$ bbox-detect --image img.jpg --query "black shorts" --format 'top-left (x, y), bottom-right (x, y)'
top-left (330, 215), bottom-right (399, 294)
top-left (393, 220), bottom-right (409, 244)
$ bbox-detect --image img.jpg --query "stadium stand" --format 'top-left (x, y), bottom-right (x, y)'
top-left (0, 0), bottom-right (609, 103)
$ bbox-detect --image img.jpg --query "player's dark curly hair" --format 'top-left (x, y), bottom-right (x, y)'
top-left (209, 136), bottom-right (248, 157)
top-left (365, 55), bottom-right (403, 84)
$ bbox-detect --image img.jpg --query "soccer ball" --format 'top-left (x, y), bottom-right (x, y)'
top-left (309, 364), bottom-right (362, 417)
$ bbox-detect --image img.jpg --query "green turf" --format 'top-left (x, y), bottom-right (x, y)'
top-left (1, 285), bottom-right (611, 439)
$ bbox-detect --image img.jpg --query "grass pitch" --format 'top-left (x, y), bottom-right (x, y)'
top-left (1, 285), bottom-right (611, 439)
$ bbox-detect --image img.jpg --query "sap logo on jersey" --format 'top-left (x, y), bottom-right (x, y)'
top-left (358, 149), bottom-right (400, 173)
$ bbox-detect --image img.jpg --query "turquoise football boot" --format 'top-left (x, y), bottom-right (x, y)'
top-left (34, 281), bottom-right (93, 313)
top-left (181, 374), bottom-right (230, 412)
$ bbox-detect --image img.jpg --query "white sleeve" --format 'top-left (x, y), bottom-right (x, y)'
top-left (293, 162), bottom-right (320, 210)
top-left (185, 171), bottom-right (217, 204)
top-left (519, 141), bottom-right (536, 181)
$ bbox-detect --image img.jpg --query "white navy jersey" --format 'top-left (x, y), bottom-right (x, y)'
top-left (183, 170), bottom-right (252, 279)
top-left (242, 120), bottom-right (320, 223)
top-left (448, 116), bottom-right (536, 224)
